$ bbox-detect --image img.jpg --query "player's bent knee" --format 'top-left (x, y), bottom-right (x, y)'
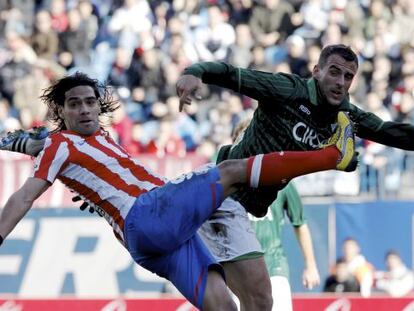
top-left (217, 159), bottom-right (247, 185)
top-left (239, 289), bottom-right (273, 311)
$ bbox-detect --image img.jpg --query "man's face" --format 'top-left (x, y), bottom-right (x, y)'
top-left (312, 54), bottom-right (357, 106)
top-left (59, 85), bottom-right (100, 135)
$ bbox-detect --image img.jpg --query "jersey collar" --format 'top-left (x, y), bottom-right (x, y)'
top-left (60, 127), bottom-right (104, 138)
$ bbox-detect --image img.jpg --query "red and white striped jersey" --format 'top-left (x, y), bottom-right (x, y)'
top-left (31, 129), bottom-right (166, 243)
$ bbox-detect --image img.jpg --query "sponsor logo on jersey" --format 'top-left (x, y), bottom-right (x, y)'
top-left (299, 104), bottom-right (311, 115)
top-left (292, 122), bottom-right (324, 148)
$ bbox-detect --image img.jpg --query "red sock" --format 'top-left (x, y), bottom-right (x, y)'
top-left (246, 146), bottom-right (340, 187)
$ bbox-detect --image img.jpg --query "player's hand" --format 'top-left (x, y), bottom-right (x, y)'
top-left (176, 75), bottom-right (203, 111)
top-left (72, 195), bottom-right (95, 214)
top-left (302, 266), bottom-right (320, 290)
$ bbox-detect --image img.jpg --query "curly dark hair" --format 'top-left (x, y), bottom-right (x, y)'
top-left (40, 72), bottom-right (119, 132)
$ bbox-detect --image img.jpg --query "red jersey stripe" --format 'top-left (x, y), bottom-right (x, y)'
top-left (60, 175), bottom-right (125, 231)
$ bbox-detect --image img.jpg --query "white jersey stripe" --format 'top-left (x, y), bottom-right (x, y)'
top-left (131, 158), bottom-right (167, 183)
top-left (47, 142), bottom-right (69, 182)
top-left (96, 135), bottom-right (128, 158)
top-left (64, 134), bottom-right (158, 191)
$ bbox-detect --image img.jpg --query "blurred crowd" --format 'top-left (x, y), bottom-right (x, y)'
top-left (324, 238), bottom-right (414, 298)
top-left (0, 0), bottom-right (414, 193)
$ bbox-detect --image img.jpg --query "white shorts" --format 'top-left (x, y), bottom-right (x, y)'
top-left (198, 197), bottom-right (263, 262)
top-left (271, 275), bottom-right (292, 311)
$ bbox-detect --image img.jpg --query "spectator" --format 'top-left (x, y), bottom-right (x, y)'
top-left (58, 8), bottom-right (92, 68)
top-left (0, 97), bottom-right (21, 134)
top-left (49, 0), bottom-right (69, 33)
top-left (12, 61), bottom-right (50, 128)
top-left (109, 97), bottom-right (137, 156)
top-left (340, 238), bottom-right (375, 297)
top-left (107, 0), bottom-right (153, 52)
top-left (0, 32), bottom-right (36, 102)
top-left (375, 250), bottom-right (414, 297)
top-left (31, 10), bottom-right (59, 61)
top-left (146, 117), bottom-right (186, 157)
top-left (226, 0), bottom-right (253, 25)
top-left (106, 46), bottom-right (133, 88)
top-left (226, 23), bottom-right (254, 68)
top-left (77, 0), bottom-right (98, 48)
top-left (324, 258), bottom-right (360, 293)
top-left (193, 5), bottom-right (236, 61)
top-left (249, 0), bottom-right (295, 65)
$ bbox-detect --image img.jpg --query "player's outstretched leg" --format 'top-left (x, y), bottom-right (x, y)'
top-left (0, 126), bottom-right (48, 156)
top-left (220, 111), bottom-right (357, 191)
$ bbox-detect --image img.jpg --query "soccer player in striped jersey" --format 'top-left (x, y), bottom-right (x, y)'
top-left (177, 44), bottom-right (414, 309)
top-left (0, 72), bottom-right (355, 310)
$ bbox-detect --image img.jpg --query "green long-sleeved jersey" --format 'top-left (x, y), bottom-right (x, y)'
top-left (184, 62), bottom-right (414, 216)
top-left (250, 182), bottom-right (305, 278)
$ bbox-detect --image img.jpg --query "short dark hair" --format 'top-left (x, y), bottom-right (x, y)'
top-left (385, 249), bottom-right (400, 259)
top-left (40, 72), bottom-right (119, 132)
top-left (318, 44), bottom-right (358, 68)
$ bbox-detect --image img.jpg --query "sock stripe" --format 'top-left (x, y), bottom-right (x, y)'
top-left (16, 137), bottom-right (24, 153)
top-left (12, 138), bottom-right (19, 152)
top-left (250, 154), bottom-right (263, 187)
top-left (22, 137), bottom-right (28, 154)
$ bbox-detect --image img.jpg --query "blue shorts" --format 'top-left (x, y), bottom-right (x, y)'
top-left (124, 166), bottom-right (225, 309)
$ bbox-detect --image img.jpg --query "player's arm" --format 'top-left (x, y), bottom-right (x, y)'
top-left (177, 62), bottom-right (302, 110)
top-left (349, 104), bottom-right (414, 150)
top-left (293, 224), bottom-right (320, 290)
top-left (0, 177), bottom-right (50, 244)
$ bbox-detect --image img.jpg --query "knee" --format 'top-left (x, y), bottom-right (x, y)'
top-left (217, 159), bottom-right (247, 184)
top-left (239, 290), bottom-right (273, 311)
top-left (254, 290), bottom-right (273, 310)
top-left (235, 279), bottom-right (273, 311)
top-left (204, 292), bottom-right (237, 311)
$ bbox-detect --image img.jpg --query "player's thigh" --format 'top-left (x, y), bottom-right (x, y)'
top-left (138, 233), bottom-right (223, 310)
top-left (204, 270), bottom-right (237, 311)
top-left (125, 166), bottom-right (223, 254)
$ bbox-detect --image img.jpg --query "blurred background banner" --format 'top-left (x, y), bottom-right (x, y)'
top-left (0, 299), bottom-right (198, 311)
top-left (0, 297), bottom-right (413, 311)
top-left (292, 296), bottom-right (414, 310)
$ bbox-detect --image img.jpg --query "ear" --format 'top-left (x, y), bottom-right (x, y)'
top-left (57, 106), bottom-right (64, 119)
top-left (312, 65), bottom-right (320, 80)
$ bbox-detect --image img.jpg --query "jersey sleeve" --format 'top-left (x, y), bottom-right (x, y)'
top-left (283, 182), bottom-right (306, 227)
top-left (31, 136), bottom-right (70, 183)
top-left (184, 62), bottom-right (307, 104)
top-left (349, 104), bottom-right (414, 150)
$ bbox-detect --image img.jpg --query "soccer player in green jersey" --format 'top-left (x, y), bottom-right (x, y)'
top-left (178, 44), bottom-right (414, 309)
top-left (177, 44), bottom-right (414, 217)
top-left (250, 182), bottom-right (320, 311)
